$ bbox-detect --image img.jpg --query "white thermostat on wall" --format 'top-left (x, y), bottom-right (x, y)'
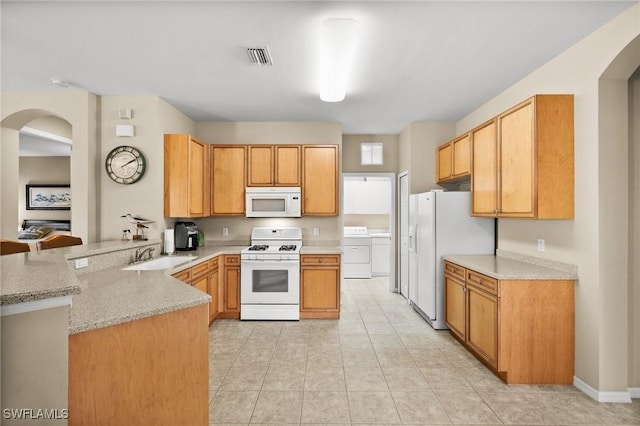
top-left (115, 124), bottom-right (135, 137)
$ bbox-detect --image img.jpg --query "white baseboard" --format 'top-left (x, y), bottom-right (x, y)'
top-left (573, 376), bottom-right (632, 403)
top-left (629, 387), bottom-right (640, 399)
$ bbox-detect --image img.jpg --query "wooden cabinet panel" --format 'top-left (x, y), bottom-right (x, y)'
top-left (69, 305), bottom-right (209, 426)
top-left (211, 145), bottom-right (247, 215)
top-left (471, 120), bottom-right (497, 216)
top-left (436, 134), bottom-right (470, 183)
top-left (164, 134), bottom-right (210, 218)
top-left (248, 145), bottom-right (274, 186)
top-left (275, 145), bottom-right (301, 186)
top-left (300, 254), bottom-right (340, 319)
top-left (301, 269), bottom-right (340, 310)
top-left (499, 101), bottom-right (534, 216)
top-left (444, 260), bottom-right (575, 384)
top-left (209, 260), bottom-right (219, 323)
top-left (302, 145), bottom-right (338, 216)
top-left (444, 272), bottom-right (466, 341)
top-left (217, 255), bottom-right (240, 318)
top-left (466, 284), bottom-right (498, 368)
top-left (172, 268), bottom-right (191, 283)
top-left (471, 95), bottom-right (574, 219)
top-left (437, 143), bottom-right (452, 182)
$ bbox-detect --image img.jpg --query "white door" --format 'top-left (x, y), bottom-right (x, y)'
top-left (398, 172), bottom-right (409, 299)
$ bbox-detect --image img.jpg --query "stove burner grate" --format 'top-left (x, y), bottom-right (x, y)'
top-left (248, 244), bottom-right (269, 251)
top-left (279, 245), bottom-right (297, 251)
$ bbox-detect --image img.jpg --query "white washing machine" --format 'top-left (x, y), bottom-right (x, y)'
top-left (343, 226), bottom-right (372, 278)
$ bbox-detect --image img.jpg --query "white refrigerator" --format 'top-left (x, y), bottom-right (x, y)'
top-left (408, 190), bottom-right (495, 329)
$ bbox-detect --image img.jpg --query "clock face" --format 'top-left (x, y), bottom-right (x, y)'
top-left (105, 145), bottom-right (146, 184)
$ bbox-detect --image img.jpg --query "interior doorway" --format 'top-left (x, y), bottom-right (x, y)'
top-left (342, 172), bottom-right (397, 292)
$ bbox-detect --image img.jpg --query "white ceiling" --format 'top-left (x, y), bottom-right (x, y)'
top-left (2, 1), bottom-right (637, 134)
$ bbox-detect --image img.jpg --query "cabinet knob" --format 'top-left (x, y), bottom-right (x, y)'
top-left (478, 278), bottom-right (484, 284)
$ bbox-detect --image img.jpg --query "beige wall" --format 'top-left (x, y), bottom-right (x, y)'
top-left (194, 122), bottom-right (343, 244)
top-left (342, 134), bottom-right (398, 173)
top-left (630, 70), bottom-right (640, 389)
top-left (1, 92), bottom-right (98, 242)
top-left (26, 116), bottom-right (72, 138)
top-left (19, 157), bottom-right (71, 226)
top-left (398, 122), bottom-right (455, 194)
top-left (456, 5), bottom-right (640, 395)
top-left (99, 96), bottom-right (195, 241)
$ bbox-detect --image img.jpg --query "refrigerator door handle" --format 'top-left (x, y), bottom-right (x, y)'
top-left (413, 225), bottom-right (419, 254)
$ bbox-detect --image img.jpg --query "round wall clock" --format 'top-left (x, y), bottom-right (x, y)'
top-left (105, 145), bottom-right (146, 184)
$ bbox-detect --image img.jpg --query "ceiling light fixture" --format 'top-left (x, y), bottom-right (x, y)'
top-left (319, 17), bottom-right (359, 103)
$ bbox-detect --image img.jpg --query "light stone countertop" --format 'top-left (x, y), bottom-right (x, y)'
top-left (443, 253), bottom-right (578, 280)
top-left (2, 240), bottom-right (343, 334)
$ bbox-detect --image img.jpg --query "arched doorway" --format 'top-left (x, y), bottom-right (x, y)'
top-left (1, 93), bottom-right (100, 243)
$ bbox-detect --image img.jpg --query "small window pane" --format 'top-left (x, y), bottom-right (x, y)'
top-left (361, 142), bottom-right (383, 165)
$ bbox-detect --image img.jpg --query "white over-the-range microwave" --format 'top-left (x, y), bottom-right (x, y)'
top-left (245, 187), bottom-right (301, 218)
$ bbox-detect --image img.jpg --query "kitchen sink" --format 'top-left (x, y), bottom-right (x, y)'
top-left (122, 256), bottom-right (198, 271)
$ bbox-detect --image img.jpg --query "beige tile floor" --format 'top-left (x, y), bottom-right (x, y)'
top-left (208, 277), bottom-right (640, 425)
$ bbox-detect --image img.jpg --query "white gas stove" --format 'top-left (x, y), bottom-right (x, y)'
top-left (240, 227), bottom-right (302, 320)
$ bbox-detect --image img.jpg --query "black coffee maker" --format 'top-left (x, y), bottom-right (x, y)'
top-left (174, 222), bottom-right (198, 251)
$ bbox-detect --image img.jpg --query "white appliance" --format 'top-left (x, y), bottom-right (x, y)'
top-left (343, 226), bottom-right (372, 278)
top-left (408, 191), bottom-right (494, 329)
top-left (240, 227), bottom-right (302, 320)
top-left (245, 187), bottom-right (301, 218)
top-left (370, 232), bottom-right (391, 276)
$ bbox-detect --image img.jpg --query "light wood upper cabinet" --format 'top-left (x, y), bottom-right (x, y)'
top-left (471, 119), bottom-right (498, 216)
top-left (471, 94), bottom-right (574, 219)
top-left (164, 134), bottom-right (210, 218)
top-left (302, 145), bottom-right (339, 216)
top-left (436, 134), bottom-right (470, 183)
top-left (211, 145), bottom-right (247, 216)
top-left (247, 145), bottom-right (274, 186)
top-left (275, 145), bottom-right (301, 186)
top-left (247, 145), bottom-right (301, 187)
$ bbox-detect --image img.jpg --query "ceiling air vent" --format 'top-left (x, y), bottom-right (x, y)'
top-left (246, 47), bottom-right (273, 66)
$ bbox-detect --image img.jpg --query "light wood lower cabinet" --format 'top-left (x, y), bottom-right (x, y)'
top-left (69, 304), bottom-right (209, 425)
top-left (444, 260), bottom-right (574, 384)
top-left (218, 255), bottom-right (241, 319)
top-left (172, 256), bottom-right (221, 324)
top-left (300, 254), bottom-right (341, 319)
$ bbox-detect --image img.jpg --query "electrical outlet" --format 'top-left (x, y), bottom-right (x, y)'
top-left (313, 228), bottom-right (320, 236)
top-left (537, 239), bottom-right (545, 252)
top-left (74, 258), bottom-right (89, 269)
top-left (222, 227), bottom-right (229, 237)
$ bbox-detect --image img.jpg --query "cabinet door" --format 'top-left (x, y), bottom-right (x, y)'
top-left (436, 143), bottom-right (452, 182)
top-left (275, 145), bottom-right (301, 186)
top-left (471, 120), bottom-right (498, 216)
top-left (248, 145), bottom-right (274, 186)
top-left (444, 273), bottom-right (466, 341)
top-left (209, 266), bottom-right (219, 322)
top-left (302, 145), bottom-right (338, 216)
top-left (452, 134), bottom-right (470, 177)
top-left (301, 267), bottom-right (340, 311)
top-left (191, 275), bottom-right (210, 319)
top-left (224, 266), bottom-right (240, 313)
top-left (211, 146), bottom-right (247, 215)
top-left (499, 99), bottom-right (535, 217)
top-left (467, 284), bottom-right (498, 368)
top-left (164, 134), bottom-right (209, 218)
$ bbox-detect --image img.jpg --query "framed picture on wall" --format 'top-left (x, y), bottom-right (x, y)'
top-left (26, 184), bottom-right (71, 210)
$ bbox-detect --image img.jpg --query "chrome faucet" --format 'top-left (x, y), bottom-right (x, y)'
top-left (134, 246), bottom-right (155, 263)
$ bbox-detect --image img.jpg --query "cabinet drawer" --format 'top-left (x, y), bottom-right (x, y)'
top-left (209, 257), bottom-right (219, 269)
top-left (172, 268), bottom-right (191, 282)
top-left (191, 261), bottom-right (210, 279)
top-left (467, 270), bottom-right (498, 295)
top-left (301, 254), bottom-right (340, 266)
top-left (224, 255), bottom-right (240, 266)
top-left (444, 261), bottom-right (465, 280)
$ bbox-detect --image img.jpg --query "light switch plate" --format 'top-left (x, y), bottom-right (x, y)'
top-left (222, 227), bottom-right (229, 237)
top-left (537, 239), bottom-right (545, 252)
top-left (313, 228), bottom-right (320, 236)
top-left (75, 258), bottom-right (89, 269)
